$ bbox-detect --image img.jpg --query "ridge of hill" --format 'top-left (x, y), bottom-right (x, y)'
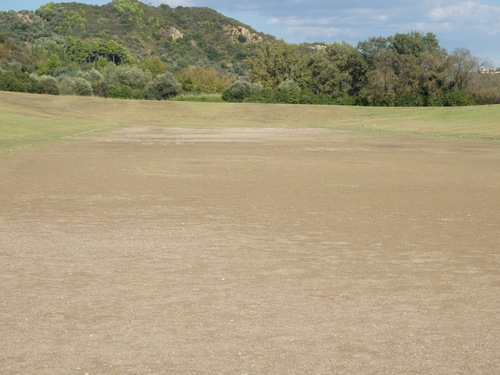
top-left (0, 0), bottom-right (273, 68)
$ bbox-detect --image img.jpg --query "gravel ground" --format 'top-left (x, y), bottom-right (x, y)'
top-left (1, 127), bottom-right (499, 374)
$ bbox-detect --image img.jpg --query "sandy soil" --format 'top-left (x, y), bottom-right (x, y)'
top-left (1, 127), bottom-right (499, 374)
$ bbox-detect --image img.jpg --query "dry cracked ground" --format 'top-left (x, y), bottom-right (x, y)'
top-left (1, 126), bottom-right (499, 374)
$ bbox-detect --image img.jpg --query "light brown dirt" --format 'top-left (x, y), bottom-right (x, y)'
top-left (1, 127), bottom-right (499, 374)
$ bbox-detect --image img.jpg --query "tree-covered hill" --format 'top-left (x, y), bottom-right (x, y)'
top-left (0, 0), bottom-right (270, 68)
top-left (1, 0), bottom-right (499, 105)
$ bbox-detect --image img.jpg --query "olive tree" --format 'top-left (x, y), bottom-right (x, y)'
top-left (222, 80), bottom-right (251, 102)
top-left (57, 75), bottom-right (93, 96)
top-left (31, 74), bottom-right (60, 95)
top-left (144, 72), bottom-right (181, 100)
top-left (105, 66), bottom-right (152, 90)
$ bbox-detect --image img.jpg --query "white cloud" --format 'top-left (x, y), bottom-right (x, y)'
top-left (375, 14), bottom-right (389, 22)
top-left (429, 1), bottom-right (475, 20)
top-left (429, 0), bottom-right (500, 27)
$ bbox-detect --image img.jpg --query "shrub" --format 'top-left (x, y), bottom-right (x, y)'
top-left (278, 79), bottom-right (301, 103)
top-left (0, 71), bottom-right (27, 92)
top-left (91, 80), bottom-right (109, 97)
top-left (139, 56), bottom-right (167, 78)
top-left (53, 65), bottom-right (80, 78)
top-left (144, 72), bottom-right (181, 100)
top-left (0, 70), bottom-right (39, 93)
top-left (104, 66), bottom-right (152, 90)
top-left (57, 76), bottom-right (74, 95)
top-left (176, 66), bottom-right (231, 93)
top-left (36, 75), bottom-right (60, 95)
top-left (170, 93), bottom-right (224, 102)
top-left (83, 69), bottom-right (104, 83)
top-left (106, 85), bottom-right (144, 99)
top-left (6, 61), bottom-right (23, 72)
top-left (443, 91), bottom-right (476, 106)
top-left (474, 88), bottom-right (500, 105)
top-left (106, 85), bottom-right (133, 99)
top-left (393, 92), bottom-right (424, 107)
top-left (57, 75), bottom-right (93, 96)
top-left (73, 77), bottom-right (93, 96)
top-left (222, 80), bottom-right (251, 102)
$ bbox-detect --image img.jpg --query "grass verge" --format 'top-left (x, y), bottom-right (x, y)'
top-left (1, 91), bottom-right (499, 155)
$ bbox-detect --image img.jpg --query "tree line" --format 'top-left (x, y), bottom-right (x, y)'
top-left (1, 30), bottom-right (499, 105)
top-left (226, 32), bottom-right (499, 106)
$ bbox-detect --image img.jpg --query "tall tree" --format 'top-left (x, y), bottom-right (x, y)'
top-left (358, 31), bottom-right (447, 106)
top-left (446, 48), bottom-right (482, 91)
top-left (308, 42), bottom-right (366, 99)
top-left (388, 32), bottom-right (441, 57)
top-left (362, 49), bottom-right (398, 106)
top-left (247, 41), bottom-right (308, 89)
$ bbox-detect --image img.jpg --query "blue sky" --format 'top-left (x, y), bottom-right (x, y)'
top-left (2, 0), bottom-right (499, 65)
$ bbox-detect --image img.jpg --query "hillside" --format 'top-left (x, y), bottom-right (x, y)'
top-left (0, 0), bottom-right (272, 68)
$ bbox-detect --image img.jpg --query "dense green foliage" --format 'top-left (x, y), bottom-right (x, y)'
top-left (0, 0), bottom-right (498, 105)
top-left (240, 32), bottom-right (499, 106)
top-left (144, 72), bottom-right (182, 100)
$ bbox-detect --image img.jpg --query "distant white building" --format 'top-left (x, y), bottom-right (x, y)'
top-left (481, 67), bottom-right (500, 74)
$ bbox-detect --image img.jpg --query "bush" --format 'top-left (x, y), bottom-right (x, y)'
top-left (237, 86), bottom-right (336, 105)
top-left (139, 56), bottom-right (167, 78)
top-left (176, 66), bottom-right (231, 93)
top-left (53, 65), bottom-right (80, 78)
top-left (170, 93), bottom-right (224, 102)
top-left (474, 88), bottom-right (500, 105)
top-left (424, 95), bottom-right (445, 107)
top-left (0, 71), bottom-right (27, 92)
top-left (442, 91), bottom-right (476, 106)
top-left (393, 92), bottom-right (424, 107)
top-left (105, 66), bottom-right (152, 90)
top-left (106, 85), bottom-right (134, 99)
top-left (6, 61), bottom-right (23, 72)
top-left (144, 72), bottom-right (181, 100)
top-left (73, 77), bottom-right (93, 96)
top-left (57, 76), bottom-right (74, 95)
top-left (83, 69), bottom-right (104, 83)
top-left (0, 70), bottom-right (39, 93)
top-left (278, 79), bottom-right (301, 103)
top-left (222, 80), bottom-right (251, 102)
top-left (106, 85), bottom-right (144, 99)
top-left (57, 75), bottom-right (93, 96)
top-left (91, 80), bottom-right (109, 97)
top-left (36, 75), bottom-right (60, 95)
top-left (470, 73), bottom-right (500, 105)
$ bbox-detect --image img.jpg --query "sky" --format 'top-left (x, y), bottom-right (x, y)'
top-left (1, 0), bottom-right (499, 66)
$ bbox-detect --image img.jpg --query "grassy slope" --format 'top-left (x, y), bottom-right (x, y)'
top-left (1, 91), bottom-right (499, 155)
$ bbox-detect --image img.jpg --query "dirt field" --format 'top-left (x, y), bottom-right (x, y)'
top-left (1, 126), bottom-right (499, 374)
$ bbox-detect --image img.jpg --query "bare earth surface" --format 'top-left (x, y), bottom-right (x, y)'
top-left (1, 126), bottom-right (499, 374)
